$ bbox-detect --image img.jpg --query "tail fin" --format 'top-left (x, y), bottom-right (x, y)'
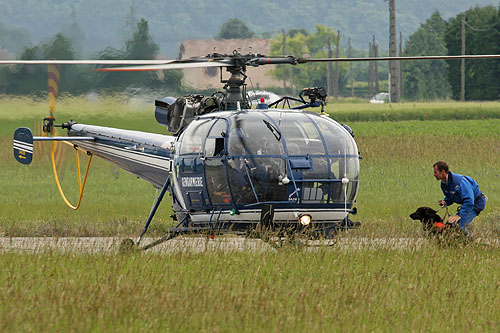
top-left (13, 127), bottom-right (34, 165)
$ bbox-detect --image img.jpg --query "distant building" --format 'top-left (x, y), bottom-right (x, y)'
top-left (178, 38), bottom-right (284, 90)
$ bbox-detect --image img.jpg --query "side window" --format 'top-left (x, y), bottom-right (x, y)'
top-left (228, 113), bottom-right (283, 156)
top-left (204, 119), bottom-right (227, 157)
top-left (205, 158), bottom-right (231, 205)
top-left (315, 117), bottom-right (357, 156)
top-left (180, 119), bottom-right (214, 155)
top-left (205, 119), bottom-right (230, 205)
top-left (205, 138), bottom-right (225, 157)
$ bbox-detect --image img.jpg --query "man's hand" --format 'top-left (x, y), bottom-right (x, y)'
top-left (438, 200), bottom-right (446, 207)
top-left (448, 215), bottom-right (461, 224)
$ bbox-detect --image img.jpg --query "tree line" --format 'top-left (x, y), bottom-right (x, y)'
top-left (403, 5), bottom-right (500, 101)
top-left (267, 5), bottom-right (500, 101)
top-left (1, 5), bottom-right (499, 101)
top-left (0, 19), bottom-right (183, 96)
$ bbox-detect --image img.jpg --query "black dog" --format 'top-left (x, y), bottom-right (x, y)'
top-left (409, 206), bottom-right (448, 235)
top-left (409, 206), bottom-right (473, 244)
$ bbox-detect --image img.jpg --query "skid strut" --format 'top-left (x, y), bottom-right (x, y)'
top-left (136, 176), bottom-right (171, 246)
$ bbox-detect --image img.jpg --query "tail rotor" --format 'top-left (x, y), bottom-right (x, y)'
top-left (34, 64), bottom-right (64, 165)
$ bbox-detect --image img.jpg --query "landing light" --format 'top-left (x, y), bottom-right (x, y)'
top-left (298, 214), bottom-right (312, 226)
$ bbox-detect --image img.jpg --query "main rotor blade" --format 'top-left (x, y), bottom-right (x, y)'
top-left (0, 60), bottom-right (176, 65)
top-left (96, 61), bottom-right (233, 72)
top-left (298, 54), bottom-right (500, 63)
top-left (2, 54), bottom-right (500, 71)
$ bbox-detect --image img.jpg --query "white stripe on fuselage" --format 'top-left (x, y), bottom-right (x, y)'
top-left (74, 141), bottom-right (171, 172)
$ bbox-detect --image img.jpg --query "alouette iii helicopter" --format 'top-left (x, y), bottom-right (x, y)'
top-left (5, 51), bottom-right (500, 250)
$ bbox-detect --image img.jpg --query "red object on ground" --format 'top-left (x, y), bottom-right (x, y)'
top-left (434, 222), bottom-right (446, 229)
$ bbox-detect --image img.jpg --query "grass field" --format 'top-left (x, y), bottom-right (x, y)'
top-left (2, 247), bottom-right (500, 331)
top-left (1, 97), bottom-right (500, 330)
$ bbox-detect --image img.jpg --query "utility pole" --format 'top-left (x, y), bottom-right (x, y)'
top-left (399, 31), bottom-right (403, 99)
top-left (389, 0), bottom-right (398, 102)
top-left (368, 42), bottom-right (373, 97)
top-left (373, 35), bottom-right (379, 93)
top-left (349, 38), bottom-right (354, 98)
top-left (461, 14), bottom-right (466, 101)
top-left (335, 30), bottom-right (340, 101)
top-left (327, 37), bottom-right (334, 96)
top-left (282, 29), bottom-right (289, 90)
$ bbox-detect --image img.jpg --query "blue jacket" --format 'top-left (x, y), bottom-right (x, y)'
top-left (441, 172), bottom-right (482, 219)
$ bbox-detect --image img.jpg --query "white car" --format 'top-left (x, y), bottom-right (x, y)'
top-left (369, 92), bottom-right (390, 104)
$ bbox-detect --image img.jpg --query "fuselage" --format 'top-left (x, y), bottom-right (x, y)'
top-left (68, 108), bottom-right (360, 226)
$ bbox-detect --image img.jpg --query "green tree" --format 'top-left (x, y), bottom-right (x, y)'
top-left (5, 33), bottom-right (91, 95)
top-left (402, 11), bottom-right (451, 100)
top-left (445, 5), bottom-right (500, 100)
top-left (44, 34), bottom-right (91, 94)
top-left (269, 25), bottom-right (348, 93)
top-left (97, 18), bottom-right (182, 91)
top-left (125, 19), bottom-right (159, 60)
top-left (217, 18), bottom-right (254, 40)
top-left (270, 31), bottom-right (308, 90)
top-left (45, 33), bottom-right (75, 59)
top-left (5, 45), bottom-right (46, 94)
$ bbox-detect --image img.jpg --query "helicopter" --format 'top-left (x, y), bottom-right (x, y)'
top-left (5, 51), bottom-right (500, 250)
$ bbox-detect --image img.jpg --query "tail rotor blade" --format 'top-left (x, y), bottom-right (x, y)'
top-left (48, 63), bottom-right (61, 124)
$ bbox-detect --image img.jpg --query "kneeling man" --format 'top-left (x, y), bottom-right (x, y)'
top-left (433, 161), bottom-right (486, 236)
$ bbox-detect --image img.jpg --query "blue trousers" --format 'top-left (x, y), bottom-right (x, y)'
top-left (458, 210), bottom-right (478, 235)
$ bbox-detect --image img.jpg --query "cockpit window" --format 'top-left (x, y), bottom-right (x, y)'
top-left (180, 119), bottom-right (214, 155)
top-left (279, 113), bottom-right (325, 155)
top-left (208, 118), bottom-right (227, 137)
top-left (266, 112), bottom-right (325, 155)
top-left (314, 116), bottom-right (357, 156)
top-left (228, 113), bottom-right (284, 156)
top-left (220, 111), bottom-right (359, 206)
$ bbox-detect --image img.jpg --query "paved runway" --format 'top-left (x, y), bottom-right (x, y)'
top-left (1, 236), bottom-right (498, 253)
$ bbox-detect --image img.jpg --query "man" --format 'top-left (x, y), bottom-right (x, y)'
top-left (433, 161), bottom-right (487, 235)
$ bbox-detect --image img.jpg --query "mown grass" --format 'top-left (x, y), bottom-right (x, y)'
top-left (1, 247), bottom-right (500, 331)
top-left (326, 100), bottom-right (500, 122)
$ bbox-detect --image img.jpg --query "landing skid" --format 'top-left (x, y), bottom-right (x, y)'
top-left (119, 225), bottom-right (243, 252)
top-left (119, 218), bottom-right (361, 252)
top-left (121, 175), bottom-right (361, 252)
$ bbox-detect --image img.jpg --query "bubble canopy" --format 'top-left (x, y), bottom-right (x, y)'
top-left (177, 110), bottom-right (360, 208)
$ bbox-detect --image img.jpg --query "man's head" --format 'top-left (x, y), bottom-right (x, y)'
top-left (433, 161), bottom-right (449, 181)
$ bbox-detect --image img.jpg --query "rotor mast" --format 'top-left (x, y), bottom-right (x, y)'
top-left (222, 66), bottom-right (249, 110)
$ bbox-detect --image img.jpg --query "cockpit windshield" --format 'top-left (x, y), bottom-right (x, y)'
top-left (179, 111), bottom-right (360, 208)
top-left (272, 113), bottom-right (325, 155)
top-left (225, 111), bottom-right (359, 205)
top-left (228, 113), bottom-right (284, 156)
